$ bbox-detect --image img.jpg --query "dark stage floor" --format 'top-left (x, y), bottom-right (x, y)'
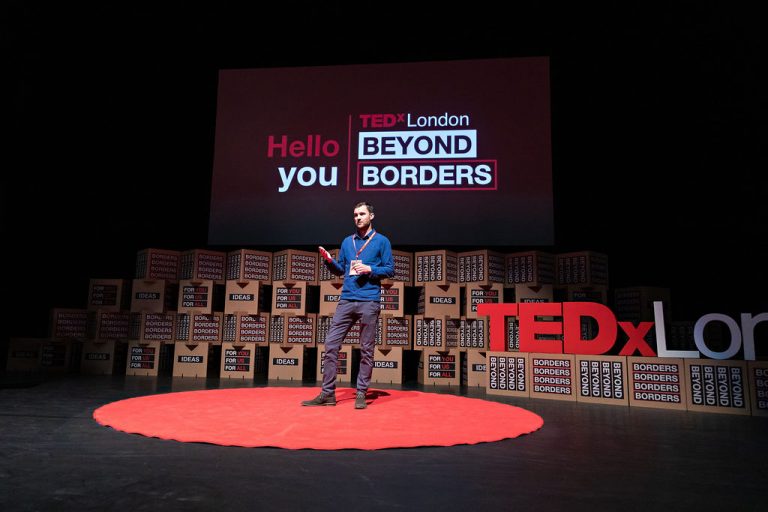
top-left (1, 373), bottom-right (765, 511)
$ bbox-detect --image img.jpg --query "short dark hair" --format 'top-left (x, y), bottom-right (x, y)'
top-left (354, 201), bottom-right (374, 214)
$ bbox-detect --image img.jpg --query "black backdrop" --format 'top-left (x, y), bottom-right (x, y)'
top-left (7, 3), bottom-right (768, 344)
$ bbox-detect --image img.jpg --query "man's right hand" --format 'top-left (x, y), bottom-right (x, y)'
top-left (318, 246), bottom-right (333, 263)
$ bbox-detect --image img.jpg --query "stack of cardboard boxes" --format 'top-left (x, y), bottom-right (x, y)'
top-left (267, 250), bottom-right (318, 381)
top-left (221, 249), bottom-right (272, 379)
top-left (171, 249), bottom-right (227, 378)
top-left (413, 250), bottom-right (461, 386)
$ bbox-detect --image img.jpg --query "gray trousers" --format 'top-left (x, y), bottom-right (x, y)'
top-left (321, 299), bottom-right (380, 394)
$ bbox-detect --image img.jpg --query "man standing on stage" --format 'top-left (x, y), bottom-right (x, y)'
top-left (301, 201), bottom-right (394, 409)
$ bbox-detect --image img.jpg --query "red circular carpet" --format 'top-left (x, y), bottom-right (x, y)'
top-left (93, 387), bottom-right (544, 450)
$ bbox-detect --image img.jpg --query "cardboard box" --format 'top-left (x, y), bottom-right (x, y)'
top-left (6, 338), bottom-right (43, 372)
top-left (459, 317), bottom-right (489, 351)
top-left (220, 342), bottom-right (259, 379)
top-left (222, 312), bottom-right (270, 346)
top-left (529, 353), bottom-right (577, 401)
top-left (462, 350), bottom-right (487, 387)
top-left (269, 314), bottom-right (316, 348)
top-left (125, 345), bottom-right (161, 376)
top-left (380, 282), bottom-right (405, 317)
top-left (486, 351), bottom-right (530, 397)
top-left (575, 355), bottom-right (629, 406)
top-left (81, 339), bottom-right (126, 375)
top-left (316, 344), bottom-right (353, 384)
top-left (382, 249), bottom-right (414, 286)
top-left (40, 340), bottom-right (79, 373)
top-left (556, 251), bottom-right (609, 287)
top-left (414, 250), bottom-right (458, 285)
top-left (125, 340), bottom-right (162, 376)
top-left (130, 279), bottom-right (178, 313)
top-left (134, 312), bottom-right (176, 344)
top-left (416, 283), bottom-right (461, 318)
top-left (135, 248), bottom-right (181, 282)
top-left (158, 343), bottom-right (175, 373)
top-left (172, 342), bottom-right (211, 377)
top-left (458, 250), bottom-right (505, 286)
top-left (506, 317), bottom-right (521, 352)
top-left (175, 312), bottom-right (223, 345)
top-left (88, 311), bottom-right (131, 340)
top-left (315, 316), bottom-right (332, 345)
top-left (224, 280), bottom-right (264, 315)
top-left (413, 315), bottom-right (461, 351)
top-left (627, 356), bottom-right (687, 410)
top-left (613, 286), bottom-right (672, 322)
top-left (379, 316), bottom-right (412, 349)
top-left (49, 309), bottom-right (89, 340)
top-left (226, 249), bottom-right (272, 284)
top-left (418, 348), bottom-right (460, 386)
top-left (504, 251), bottom-right (555, 287)
top-left (271, 281), bottom-right (308, 316)
top-left (180, 249), bottom-right (226, 284)
top-left (684, 359), bottom-right (750, 415)
top-left (87, 279), bottom-right (131, 312)
top-left (268, 345), bottom-right (305, 381)
top-left (371, 347), bottom-right (404, 384)
top-left (747, 361), bottom-right (768, 417)
top-left (464, 283), bottom-right (503, 319)
top-left (565, 285), bottom-right (609, 305)
top-left (272, 249), bottom-right (318, 285)
top-left (514, 284), bottom-right (554, 303)
top-left (668, 321), bottom-right (696, 352)
top-left (177, 279), bottom-right (215, 314)
top-left (319, 281), bottom-right (344, 316)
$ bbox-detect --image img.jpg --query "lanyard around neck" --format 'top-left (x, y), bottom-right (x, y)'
top-left (353, 230), bottom-right (376, 258)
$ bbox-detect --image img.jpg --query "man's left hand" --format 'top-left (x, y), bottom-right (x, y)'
top-left (352, 262), bottom-right (372, 274)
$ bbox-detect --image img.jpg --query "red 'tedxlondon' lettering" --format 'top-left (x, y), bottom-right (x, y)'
top-left (476, 302), bottom-right (657, 356)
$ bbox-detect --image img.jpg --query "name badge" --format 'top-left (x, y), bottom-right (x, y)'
top-left (349, 259), bottom-right (362, 275)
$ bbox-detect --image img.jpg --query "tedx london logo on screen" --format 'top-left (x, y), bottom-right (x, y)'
top-left (268, 111), bottom-right (497, 193)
